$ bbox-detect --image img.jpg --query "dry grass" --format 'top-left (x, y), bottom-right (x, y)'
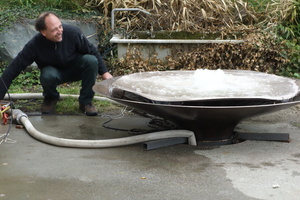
top-left (84, 0), bottom-right (296, 77)
top-left (267, 0), bottom-right (299, 23)
top-left (86, 0), bottom-right (257, 32)
top-left (86, 0), bottom-right (299, 33)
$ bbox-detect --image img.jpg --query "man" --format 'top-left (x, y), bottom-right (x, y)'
top-left (0, 12), bottom-right (113, 116)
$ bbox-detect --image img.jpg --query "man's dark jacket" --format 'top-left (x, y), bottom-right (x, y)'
top-left (0, 24), bottom-right (108, 99)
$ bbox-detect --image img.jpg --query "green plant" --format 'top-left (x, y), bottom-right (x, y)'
top-left (55, 97), bottom-right (79, 114)
top-left (57, 82), bottom-right (82, 95)
top-left (1, 0), bottom-right (87, 10)
top-left (19, 0), bottom-right (34, 7)
top-left (278, 40), bottom-right (300, 78)
top-left (10, 68), bottom-right (41, 90)
top-left (0, 65), bottom-right (42, 93)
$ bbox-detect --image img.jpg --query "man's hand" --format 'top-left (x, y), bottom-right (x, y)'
top-left (101, 72), bottom-right (113, 80)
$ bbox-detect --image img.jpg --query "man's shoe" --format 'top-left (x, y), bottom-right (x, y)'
top-left (41, 98), bottom-right (58, 114)
top-left (79, 103), bottom-right (98, 116)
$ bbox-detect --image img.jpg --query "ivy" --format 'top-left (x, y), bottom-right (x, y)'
top-left (0, 66), bottom-right (40, 90)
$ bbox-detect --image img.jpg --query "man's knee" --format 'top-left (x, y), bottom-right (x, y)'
top-left (81, 55), bottom-right (98, 72)
top-left (40, 66), bottom-right (59, 84)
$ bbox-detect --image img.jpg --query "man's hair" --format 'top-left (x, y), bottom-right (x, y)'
top-left (35, 11), bottom-right (59, 31)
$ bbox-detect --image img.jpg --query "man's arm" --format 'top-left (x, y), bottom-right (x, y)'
top-left (0, 42), bottom-right (36, 99)
top-left (76, 32), bottom-right (111, 76)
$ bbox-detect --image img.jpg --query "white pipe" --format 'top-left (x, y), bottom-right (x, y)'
top-left (8, 109), bottom-right (196, 148)
top-left (110, 35), bottom-right (244, 44)
top-left (4, 93), bottom-right (112, 102)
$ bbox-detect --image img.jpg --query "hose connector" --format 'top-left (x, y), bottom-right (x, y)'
top-left (7, 109), bottom-right (28, 124)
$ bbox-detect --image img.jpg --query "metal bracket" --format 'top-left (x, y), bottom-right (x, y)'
top-left (143, 137), bottom-right (188, 150)
top-left (235, 132), bottom-right (290, 142)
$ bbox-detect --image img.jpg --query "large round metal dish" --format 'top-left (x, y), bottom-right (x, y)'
top-left (93, 70), bottom-right (300, 145)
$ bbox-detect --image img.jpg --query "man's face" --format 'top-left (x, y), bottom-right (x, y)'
top-left (40, 14), bottom-right (63, 42)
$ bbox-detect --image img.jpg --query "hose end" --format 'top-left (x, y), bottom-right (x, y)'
top-left (9, 109), bottom-right (28, 124)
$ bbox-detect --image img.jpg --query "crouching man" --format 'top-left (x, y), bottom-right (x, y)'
top-left (0, 11), bottom-right (112, 116)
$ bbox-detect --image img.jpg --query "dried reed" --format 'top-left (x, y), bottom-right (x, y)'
top-left (85, 0), bottom-right (257, 32)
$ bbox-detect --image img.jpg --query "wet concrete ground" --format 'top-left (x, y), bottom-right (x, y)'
top-left (1, 106), bottom-right (300, 200)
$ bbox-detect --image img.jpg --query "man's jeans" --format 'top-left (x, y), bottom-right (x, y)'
top-left (40, 54), bottom-right (98, 105)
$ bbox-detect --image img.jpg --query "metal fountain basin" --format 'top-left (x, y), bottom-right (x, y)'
top-left (93, 70), bottom-right (300, 145)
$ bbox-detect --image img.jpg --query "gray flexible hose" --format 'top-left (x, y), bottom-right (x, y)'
top-left (8, 109), bottom-right (197, 148)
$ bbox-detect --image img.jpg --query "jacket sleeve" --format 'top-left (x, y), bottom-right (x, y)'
top-left (76, 31), bottom-right (108, 75)
top-left (0, 42), bottom-right (35, 99)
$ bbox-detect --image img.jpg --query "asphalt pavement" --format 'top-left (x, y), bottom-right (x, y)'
top-left (1, 106), bottom-right (300, 200)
